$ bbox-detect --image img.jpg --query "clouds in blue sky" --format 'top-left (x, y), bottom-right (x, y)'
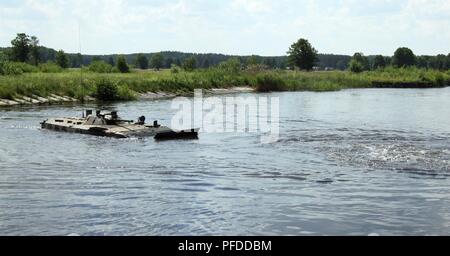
top-left (0, 0), bottom-right (449, 55)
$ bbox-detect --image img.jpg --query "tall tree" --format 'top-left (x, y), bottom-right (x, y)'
top-left (108, 56), bottom-right (115, 67)
top-left (349, 53), bottom-right (369, 73)
top-left (11, 33), bottom-right (31, 62)
top-left (448, 54), bottom-right (450, 70)
top-left (392, 47), bottom-right (416, 67)
top-left (30, 36), bottom-right (40, 65)
top-left (287, 38), bottom-right (318, 71)
top-left (372, 55), bottom-right (386, 69)
top-left (433, 54), bottom-right (448, 70)
top-left (56, 50), bottom-right (69, 68)
top-left (116, 56), bottom-right (130, 73)
top-left (150, 53), bottom-right (164, 70)
top-left (416, 56), bottom-right (429, 69)
top-left (135, 54), bottom-right (149, 69)
top-left (352, 53), bottom-right (370, 70)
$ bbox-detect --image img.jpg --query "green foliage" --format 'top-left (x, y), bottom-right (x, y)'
top-left (150, 53), bottom-right (164, 70)
top-left (0, 51), bottom-right (6, 62)
top-left (171, 64), bottom-right (180, 74)
top-left (95, 80), bottom-right (136, 101)
top-left (39, 61), bottom-right (63, 73)
top-left (88, 60), bottom-right (113, 73)
top-left (1, 66), bottom-right (448, 103)
top-left (393, 47), bottom-right (416, 67)
top-left (10, 33), bottom-right (31, 62)
top-left (349, 59), bottom-right (364, 73)
top-left (30, 36), bottom-right (40, 66)
top-left (245, 64), bottom-right (270, 73)
top-left (0, 54), bottom-right (38, 75)
top-left (247, 55), bottom-right (260, 66)
top-left (263, 58), bottom-right (277, 69)
top-left (116, 56), bottom-right (130, 73)
top-left (95, 79), bottom-right (119, 101)
top-left (255, 73), bottom-right (287, 92)
top-left (351, 53), bottom-right (370, 71)
top-left (56, 50), bottom-right (69, 68)
top-left (373, 55), bottom-right (387, 69)
top-left (108, 56), bottom-right (115, 66)
top-left (0, 62), bottom-right (24, 75)
top-left (182, 57), bottom-right (197, 71)
top-left (433, 54), bottom-right (449, 70)
top-left (71, 53), bottom-right (83, 68)
top-left (287, 38), bottom-right (318, 71)
top-left (135, 54), bottom-right (149, 69)
top-left (218, 58), bottom-right (241, 74)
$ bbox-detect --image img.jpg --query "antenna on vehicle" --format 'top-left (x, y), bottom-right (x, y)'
top-left (78, 22), bottom-right (84, 104)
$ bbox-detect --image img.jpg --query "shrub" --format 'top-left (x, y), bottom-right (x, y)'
top-left (349, 59), bottom-right (364, 73)
top-left (0, 61), bottom-right (37, 75)
top-left (39, 61), bottom-right (63, 73)
top-left (0, 62), bottom-right (24, 75)
top-left (117, 84), bottom-right (136, 101)
top-left (218, 58), bottom-right (241, 74)
top-left (171, 64), bottom-right (181, 74)
top-left (434, 73), bottom-right (445, 87)
top-left (182, 57), bottom-right (197, 72)
top-left (95, 79), bottom-right (119, 101)
top-left (88, 61), bottom-right (113, 73)
top-left (255, 73), bottom-right (287, 92)
top-left (116, 56), bottom-right (130, 73)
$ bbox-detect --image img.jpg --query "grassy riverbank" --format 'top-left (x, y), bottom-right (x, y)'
top-left (0, 67), bottom-right (449, 101)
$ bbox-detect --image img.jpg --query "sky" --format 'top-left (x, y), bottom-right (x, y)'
top-left (0, 0), bottom-right (449, 56)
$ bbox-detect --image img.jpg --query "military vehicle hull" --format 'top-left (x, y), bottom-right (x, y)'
top-left (41, 111), bottom-right (199, 140)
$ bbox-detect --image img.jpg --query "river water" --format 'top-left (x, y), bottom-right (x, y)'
top-left (0, 88), bottom-right (449, 235)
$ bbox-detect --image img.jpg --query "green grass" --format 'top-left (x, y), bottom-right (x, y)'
top-left (250, 67), bottom-right (450, 92)
top-left (0, 67), bottom-right (449, 100)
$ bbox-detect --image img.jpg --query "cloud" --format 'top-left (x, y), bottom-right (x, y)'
top-left (0, 0), bottom-right (449, 55)
top-left (231, 0), bottom-right (271, 13)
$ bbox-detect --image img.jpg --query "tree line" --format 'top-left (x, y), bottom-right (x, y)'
top-left (1, 33), bottom-right (450, 73)
top-left (287, 38), bottom-right (450, 72)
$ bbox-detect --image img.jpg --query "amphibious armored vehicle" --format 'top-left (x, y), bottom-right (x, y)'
top-left (41, 110), bottom-right (199, 140)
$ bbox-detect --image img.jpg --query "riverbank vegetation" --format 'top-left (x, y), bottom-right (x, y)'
top-left (1, 66), bottom-right (449, 101)
top-left (1, 33), bottom-right (450, 102)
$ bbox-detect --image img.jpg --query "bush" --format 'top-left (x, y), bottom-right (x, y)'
top-left (88, 61), bottom-right (113, 73)
top-left (116, 56), bottom-right (130, 73)
top-left (255, 73), bottom-right (287, 92)
top-left (95, 79), bottom-right (119, 101)
top-left (171, 64), bottom-right (180, 74)
top-left (117, 84), bottom-right (136, 101)
top-left (434, 73), bottom-right (445, 87)
top-left (39, 62), bottom-right (63, 73)
top-left (0, 62), bottom-right (24, 75)
top-left (182, 57), bottom-right (197, 72)
top-left (218, 58), bottom-right (241, 74)
top-left (349, 59), bottom-right (364, 73)
top-left (0, 60), bottom-right (39, 75)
